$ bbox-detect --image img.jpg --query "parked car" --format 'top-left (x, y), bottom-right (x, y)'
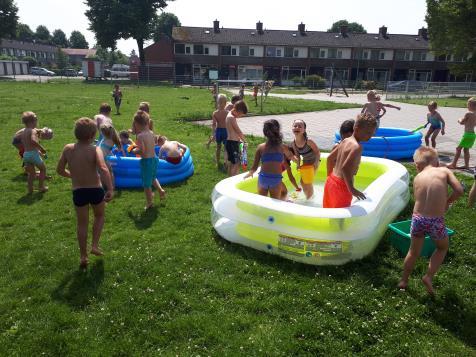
top-left (64, 68), bottom-right (78, 77)
top-left (31, 67), bottom-right (55, 76)
top-left (104, 68), bottom-right (111, 78)
top-left (110, 64), bottom-right (130, 78)
top-left (77, 70), bottom-right (83, 76)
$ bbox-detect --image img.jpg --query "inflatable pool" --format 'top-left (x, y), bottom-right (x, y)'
top-left (106, 146), bottom-right (194, 188)
top-left (335, 127), bottom-right (422, 160)
top-left (211, 154), bottom-right (409, 265)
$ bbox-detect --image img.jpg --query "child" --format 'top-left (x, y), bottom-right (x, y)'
top-left (324, 113), bottom-right (377, 208)
top-left (119, 130), bottom-right (134, 146)
top-left (225, 95), bottom-right (241, 111)
top-left (132, 110), bottom-right (165, 209)
top-left (225, 100), bottom-right (248, 177)
top-left (328, 119), bottom-right (355, 176)
top-left (98, 124), bottom-right (123, 189)
top-left (447, 97), bottom-right (476, 170)
top-left (210, 94), bottom-right (229, 165)
top-left (21, 112), bottom-right (48, 194)
top-left (244, 119), bottom-right (296, 200)
top-left (210, 82), bottom-right (218, 107)
top-left (138, 101), bottom-right (154, 131)
top-left (281, 147), bottom-right (301, 200)
top-left (424, 101), bottom-right (445, 148)
top-left (264, 80), bottom-right (273, 101)
top-left (94, 103), bottom-right (113, 141)
top-left (112, 84), bottom-right (122, 115)
top-left (291, 119), bottom-right (321, 200)
top-left (361, 90), bottom-right (401, 128)
top-left (56, 118), bottom-right (114, 269)
top-left (157, 135), bottom-right (188, 165)
top-left (114, 130), bottom-right (135, 156)
top-left (252, 84), bottom-right (259, 106)
top-left (239, 84), bottom-right (245, 100)
top-left (398, 147), bottom-right (463, 295)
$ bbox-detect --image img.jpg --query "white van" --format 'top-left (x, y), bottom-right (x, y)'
top-left (110, 64), bottom-right (130, 78)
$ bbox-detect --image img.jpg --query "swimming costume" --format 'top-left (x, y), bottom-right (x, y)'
top-left (458, 132), bottom-right (476, 149)
top-left (225, 140), bottom-right (241, 164)
top-left (293, 140), bottom-right (316, 165)
top-left (72, 187), bottom-right (105, 207)
top-left (299, 164), bottom-right (315, 185)
top-left (215, 127), bottom-right (228, 144)
top-left (323, 173), bottom-right (352, 208)
top-left (18, 147), bottom-right (25, 159)
top-left (23, 150), bottom-right (43, 166)
top-left (12, 137), bottom-right (21, 145)
top-left (166, 156), bottom-right (182, 165)
top-left (261, 152), bottom-right (284, 163)
top-left (140, 157), bottom-right (158, 188)
top-left (258, 172), bottom-right (283, 190)
top-left (99, 139), bottom-right (114, 157)
top-left (428, 115), bottom-right (442, 129)
top-left (410, 213), bottom-right (448, 240)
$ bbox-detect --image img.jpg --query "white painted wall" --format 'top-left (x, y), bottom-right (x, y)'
top-left (340, 48), bottom-right (352, 59)
top-left (294, 47), bottom-right (308, 58)
top-left (205, 44), bottom-right (219, 56)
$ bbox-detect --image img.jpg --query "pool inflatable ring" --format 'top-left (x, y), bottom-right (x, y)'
top-left (211, 154), bottom-right (409, 266)
top-left (106, 146), bottom-right (194, 188)
top-left (335, 127), bottom-right (422, 160)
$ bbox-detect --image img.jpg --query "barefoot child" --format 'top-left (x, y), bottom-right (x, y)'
top-left (132, 110), bottom-right (165, 209)
top-left (94, 103), bottom-right (113, 141)
top-left (112, 84), bottom-right (122, 115)
top-left (239, 84), bottom-right (245, 100)
top-left (56, 118), bottom-right (114, 268)
top-left (328, 119), bottom-right (355, 176)
top-left (211, 94), bottom-right (229, 165)
top-left (98, 124), bottom-right (123, 189)
top-left (398, 147), bottom-right (463, 295)
top-left (157, 135), bottom-right (188, 165)
top-left (424, 101), bottom-right (445, 148)
top-left (21, 112), bottom-right (48, 193)
top-left (13, 127), bottom-right (52, 172)
top-left (252, 84), bottom-right (259, 106)
top-left (447, 97), bottom-right (476, 169)
top-left (225, 100), bottom-right (248, 177)
top-left (324, 113), bottom-right (377, 208)
top-left (225, 95), bottom-right (241, 111)
top-left (138, 101), bottom-right (154, 131)
top-left (361, 90), bottom-right (401, 128)
top-left (292, 119), bottom-right (320, 199)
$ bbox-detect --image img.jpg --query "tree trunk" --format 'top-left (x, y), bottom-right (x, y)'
top-left (137, 38), bottom-right (145, 66)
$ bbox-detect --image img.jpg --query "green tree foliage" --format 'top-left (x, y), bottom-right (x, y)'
top-left (95, 45), bottom-right (129, 66)
top-left (85, 0), bottom-right (171, 65)
top-left (22, 55), bottom-right (37, 67)
top-left (327, 20), bottom-right (367, 33)
top-left (153, 12), bottom-right (180, 42)
top-left (52, 29), bottom-right (69, 48)
top-left (69, 30), bottom-right (89, 49)
top-left (0, 0), bottom-right (19, 39)
top-left (56, 48), bottom-right (69, 69)
top-left (35, 25), bottom-right (51, 44)
top-left (16, 23), bottom-right (34, 42)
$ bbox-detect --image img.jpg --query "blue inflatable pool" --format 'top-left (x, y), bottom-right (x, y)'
top-left (334, 127), bottom-right (422, 160)
top-left (106, 146), bottom-right (194, 188)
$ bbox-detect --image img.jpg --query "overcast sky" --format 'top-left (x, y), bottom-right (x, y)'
top-left (15, 0), bottom-right (427, 54)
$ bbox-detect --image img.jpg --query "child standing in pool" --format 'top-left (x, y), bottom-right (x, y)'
top-left (291, 119), bottom-right (320, 200)
top-left (328, 120), bottom-right (355, 176)
top-left (324, 113), bottom-right (377, 208)
top-left (225, 100), bottom-right (248, 177)
top-left (244, 119), bottom-right (296, 200)
top-left (112, 84), bottom-right (122, 115)
top-left (424, 101), bottom-right (445, 148)
top-left (361, 90), bottom-right (400, 128)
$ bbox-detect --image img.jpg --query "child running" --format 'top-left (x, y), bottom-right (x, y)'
top-left (324, 113), bottom-right (377, 208)
top-left (225, 100), bottom-right (248, 177)
top-left (424, 101), bottom-right (445, 148)
top-left (157, 135), bottom-right (188, 165)
top-left (361, 90), bottom-right (401, 128)
top-left (57, 118), bottom-right (114, 269)
top-left (13, 127), bottom-right (52, 174)
top-left (132, 110), bottom-right (165, 209)
top-left (244, 119), bottom-right (296, 199)
top-left (447, 97), bottom-right (476, 169)
top-left (112, 84), bottom-right (122, 115)
top-left (21, 112), bottom-right (48, 194)
top-left (210, 94), bottom-right (229, 166)
top-left (398, 147), bottom-right (463, 295)
top-left (94, 103), bottom-right (113, 141)
top-left (291, 119), bottom-right (320, 199)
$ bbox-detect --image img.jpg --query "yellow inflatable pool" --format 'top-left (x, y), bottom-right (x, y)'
top-left (211, 154), bottom-right (410, 265)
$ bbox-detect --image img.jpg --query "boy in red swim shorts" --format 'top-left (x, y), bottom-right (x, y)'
top-left (323, 113), bottom-right (377, 208)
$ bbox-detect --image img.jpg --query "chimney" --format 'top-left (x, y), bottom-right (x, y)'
top-left (379, 26), bottom-right (388, 38)
top-left (418, 27), bottom-right (428, 40)
top-left (340, 25), bottom-right (348, 37)
top-left (256, 21), bottom-right (264, 34)
top-left (298, 22), bottom-right (306, 35)
top-left (213, 19), bottom-right (220, 33)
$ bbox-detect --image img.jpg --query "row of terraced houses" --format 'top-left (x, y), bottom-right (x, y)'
top-left (142, 20), bottom-right (473, 84)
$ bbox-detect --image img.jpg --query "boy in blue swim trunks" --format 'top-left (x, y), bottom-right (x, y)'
top-left (132, 110), bottom-right (165, 209)
top-left (212, 94), bottom-right (229, 167)
top-left (398, 147), bottom-right (463, 295)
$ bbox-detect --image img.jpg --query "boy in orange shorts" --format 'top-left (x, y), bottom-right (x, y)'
top-left (323, 113), bottom-right (377, 208)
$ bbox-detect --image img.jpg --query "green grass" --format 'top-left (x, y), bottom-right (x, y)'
top-left (1, 82), bottom-right (475, 355)
top-left (393, 96), bottom-right (474, 108)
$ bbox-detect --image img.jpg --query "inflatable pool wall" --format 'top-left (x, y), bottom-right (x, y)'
top-left (211, 154), bottom-right (409, 266)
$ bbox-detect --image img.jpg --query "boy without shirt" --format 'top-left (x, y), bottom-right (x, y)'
top-left (447, 97), bottom-right (476, 169)
top-left (399, 147), bottom-right (463, 295)
top-left (212, 94), bottom-right (229, 165)
top-left (324, 113), bottom-right (377, 208)
top-left (56, 118), bottom-right (114, 268)
top-left (157, 135), bottom-right (188, 165)
top-left (225, 100), bottom-right (248, 177)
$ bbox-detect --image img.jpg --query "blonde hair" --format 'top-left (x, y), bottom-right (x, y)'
top-left (468, 97), bottom-right (476, 109)
top-left (355, 112), bottom-right (378, 129)
top-left (100, 124), bottom-right (121, 148)
top-left (217, 94), bottom-right (227, 107)
top-left (139, 101), bottom-right (150, 113)
top-left (22, 111), bottom-right (37, 125)
top-left (428, 101), bottom-right (438, 109)
top-left (156, 135), bottom-right (167, 145)
top-left (413, 146), bottom-right (438, 166)
top-left (75, 118), bottom-right (97, 141)
top-left (367, 90), bottom-right (380, 101)
top-left (133, 110), bottom-right (150, 127)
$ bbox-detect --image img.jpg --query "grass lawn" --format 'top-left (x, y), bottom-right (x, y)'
top-left (0, 82), bottom-right (475, 355)
top-left (393, 96), bottom-right (474, 108)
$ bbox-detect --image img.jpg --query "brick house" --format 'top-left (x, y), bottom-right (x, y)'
top-left (62, 48), bottom-right (97, 66)
top-left (0, 39), bottom-right (56, 65)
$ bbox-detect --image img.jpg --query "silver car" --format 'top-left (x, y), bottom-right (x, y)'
top-left (31, 67), bottom-right (55, 76)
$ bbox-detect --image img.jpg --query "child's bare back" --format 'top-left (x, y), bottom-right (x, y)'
top-left (61, 143), bottom-right (103, 189)
top-left (332, 137), bottom-right (362, 179)
top-left (137, 130), bottom-right (156, 158)
top-left (461, 111), bottom-right (476, 132)
top-left (22, 127), bottom-right (41, 152)
top-left (213, 108), bottom-right (228, 128)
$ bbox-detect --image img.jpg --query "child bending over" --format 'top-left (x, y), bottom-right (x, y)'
top-left (424, 101), bottom-right (445, 148)
top-left (98, 124), bottom-right (123, 189)
top-left (157, 135), bottom-right (188, 165)
top-left (398, 147), bottom-right (463, 295)
top-left (57, 118), bottom-right (114, 269)
top-left (94, 103), bottom-right (113, 141)
top-left (447, 97), bottom-right (476, 169)
top-left (361, 90), bottom-right (400, 128)
top-left (225, 100), bottom-right (248, 177)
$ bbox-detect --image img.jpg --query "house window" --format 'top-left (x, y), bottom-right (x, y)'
top-left (310, 48), bottom-right (319, 58)
top-left (204, 47), bottom-right (209, 55)
top-left (175, 44), bottom-right (185, 54)
top-left (395, 50), bottom-right (405, 61)
top-left (413, 51), bottom-right (427, 61)
top-left (405, 51), bottom-right (411, 61)
top-left (51, 53), bottom-right (55, 60)
top-left (185, 46), bottom-right (191, 54)
top-left (194, 45), bottom-right (204, 55)
top-left (284, 47), bottom-right (294, 58)
top-left (231, 48), bottom-right (237, 56)
top-left (379, 51), bottom-right (385, 60)
top-left (319, 49), bottom-right (326, 58)
top-left (239, 46), bottom-right (249, 57)
top-left (249, 48), bottom-right (255, 56)
top-left (293, 49), bottom-right (299, 57)
top-left (327, 48), bottom-right (337, 59)
top-left (266, 47), bottom-right (276, 57)
top-left (337, 50), bottom-right (342, 59)
top-left (276, 49), bottom-right (282, 57)
top-left (370, 50), bottom-right (379, 60)
top-left (221, 46), bottom-right (231, 55)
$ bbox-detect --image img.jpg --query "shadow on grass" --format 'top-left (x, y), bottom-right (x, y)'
top-left (127, 206), bottom-right (159, 230)
top-left (11, 173), bottom-right (27, 182)
top-left (17, 192), bottom-right (45, 205)
top-left (51, 260), bottom-right (105, 309)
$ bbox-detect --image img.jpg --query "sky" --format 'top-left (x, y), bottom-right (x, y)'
top-left (15, 0), bottom-right (427, 54)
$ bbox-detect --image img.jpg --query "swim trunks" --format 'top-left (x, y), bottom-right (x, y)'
top-left (23, 150), bottom-right (43, 166)
top-left (410, 213), bottom-right (448, 240)
top-left (166, 156), bottom-right (182, 165)
top-left (458, 132), bottom-right (476, 149)
top-left (140, 157), bottom-right (158, 188)
top-left (225, 140), bottom-right (240, 164)
top-left (258, 172), bottom-right (282, 190)
top-left (299, 164), bottom-right (315, 185)
top-left (215, 127), bottom-right (228, 144)
top-left (72, 187), bottom-right (105, 207)
top-left (323, 173), bottom-right (352, 208)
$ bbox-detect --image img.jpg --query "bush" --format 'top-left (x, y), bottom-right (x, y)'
top-left (0, 55), bottom-right (16, 61)
top-left (362, 80), bottom-right (377, 90)
top-left (291, 76), bottom-right (304, 86)
top-left (305, 74), bottom-right (325, 88)
top-left (22, 56), bottom-right (37, 67)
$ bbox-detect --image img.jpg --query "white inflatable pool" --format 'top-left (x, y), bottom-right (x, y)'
top-left (211, 154), bottom-right (410, 265)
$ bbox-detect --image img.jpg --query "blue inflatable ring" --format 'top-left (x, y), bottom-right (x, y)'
top-left (334, 127), bottom-right (422, 160)
top-left (106, 145), bottom-right (194, 188)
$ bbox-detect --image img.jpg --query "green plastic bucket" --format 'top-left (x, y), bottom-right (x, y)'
top-left (388, 220), bottom-right (455, 257)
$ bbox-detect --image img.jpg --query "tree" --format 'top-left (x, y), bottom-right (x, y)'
top-left (35, 25), bottom-right (51, 44)
top-left (153, 12), bottom-right (180, 42)
top-left (95, 45), bottom-right (129, 66)
top-left (85, 0), bottom-right (171, 65)
top-left (56, 48), bottom-right (69, 69)
top-left (22, 55), bottom-right (37, 67)
top-left (69, 30), bottom-right (89, 49)
top-left (327, 20), bottom-right (367, 33)
top-left (0, 0), bottom-right (19, 39)
top-left (16, 23), bottom-right (34, 42)
top-left (52, 29), bottom-right (69, 48)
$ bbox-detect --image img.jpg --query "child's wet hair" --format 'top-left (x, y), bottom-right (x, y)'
top-left (355, 113), bottom-right (377, 129)
top-left (428, 101), bottom-right (438, 109)
top-left (263, 119), bottom-right (282, 146)
top-left (234, 100), bottom-right (248, 115)
top-left (217, 94), bottom-right (227, 106)
top-left (367, 90), bottom-right (380, 101)
top-left (99, 103), bottom-right (111, 114)
top-left (340, 119), bottom-right (355, 137)
top-left (156, 135), bottom-right (167, 145)
top-left (468, 97), bottom-right (476, 108)
top-left (22, 111), bottom-right (37, 125)
top-left (413, 146), bottom-right (438, 166)
top-left (100, 124), bottom-right (121, 147)
top-left (133, 110), bottom-right (150, 127)
top-left (293, 119), bottom-right (308, 140)
top-left (139, 101), bottom-right (150, 113)
top-left (74, 117), bottom-right (97, 141)
top-left (231, 95), bottom-right (241, 104)
top-left (119, 130), bottom-right (129, 139)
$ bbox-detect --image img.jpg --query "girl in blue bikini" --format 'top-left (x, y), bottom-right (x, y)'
top-left (425, 101), bottom-right (445, 148)
top-left (98, 124), bottom-right (123, 189)
top-left (244, 119), bottom-right (296, 200)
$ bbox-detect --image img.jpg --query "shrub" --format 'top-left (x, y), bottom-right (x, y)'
top-left (305, 74), bottom-right (325, 88)
top-left (291, 76), bottom-right (304, 86)
top-left (362, 80), bottom-right (377, 90)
